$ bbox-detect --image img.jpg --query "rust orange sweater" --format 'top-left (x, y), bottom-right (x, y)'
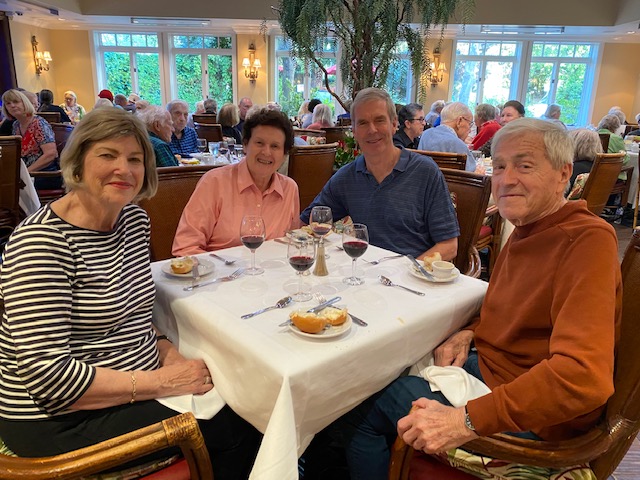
top-left (466, 200), bottom-right (622, 440)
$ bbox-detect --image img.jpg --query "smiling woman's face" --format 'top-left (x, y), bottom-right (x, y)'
top-left (243, 125), bottom-right (286, 183)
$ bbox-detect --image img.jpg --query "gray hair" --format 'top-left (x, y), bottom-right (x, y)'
top-left (475, 103), bottom-right (496, 123)
top-left (492, 118), bottom-right (574, 170)
top-left (166, 99), bottom-right (189, 113)
top-left (570, 128), bottom-right (603, 161)
top-left (440, 102), bottom-right (472, 124)
top-left (598, 114), bottom-right (621, 133)
top-left (608, 106), bottom-right (626, 125)
top-left (544, 104), bottom-right (561, 119)
top-left (61, 107), bottom-right (157, 200)
top-left (430, 100), bottom-right (446, 113)
top-left (351, 87), bottom-right (396, 123)
top-left (94, 98), bottom-right (113, 109)
top-left (217, 103), bottom-right (239, 127)
top-left (203, 98), bottom-right (217, 113)
top-left (312, 103), bottom-right (332, 125)
top-left (1, 89), bottom-right (35, 118)
top-left (138, 106), bottom-right (171, 130)
top-left (398, 103), bottom-right (423, 126)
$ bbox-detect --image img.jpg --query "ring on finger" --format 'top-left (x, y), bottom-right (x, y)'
top-left (204, 375), bottom-right (212, 385)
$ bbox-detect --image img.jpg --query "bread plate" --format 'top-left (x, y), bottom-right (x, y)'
top-left (288, 315), bottom-right (352, 339)
top-left (161, 259), bottom-right (215, 278)
top-left (409, 265), bottom-right (460, 283)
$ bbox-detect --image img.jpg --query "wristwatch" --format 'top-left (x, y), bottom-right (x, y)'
top-left (156, 335), bottom-right (172, 343)
top-left (464, 406), bottom-right (476, 431)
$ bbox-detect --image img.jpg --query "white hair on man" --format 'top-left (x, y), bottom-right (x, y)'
top-left (440, 102), bottom-right (473, 123)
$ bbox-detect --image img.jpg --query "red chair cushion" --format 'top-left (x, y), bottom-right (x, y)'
top-left (409, 452), bottom-right (478, 479)
top-left (141, 458), bottom-right (190, 480)
top-left (478, 225), bottom-right (492, 240)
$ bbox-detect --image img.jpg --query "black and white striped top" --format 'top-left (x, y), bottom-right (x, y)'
top-left (0, 204), bottom-right (159, 420)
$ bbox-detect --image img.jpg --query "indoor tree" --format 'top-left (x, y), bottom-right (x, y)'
top-left (275, 0), bottom-right (475, 109)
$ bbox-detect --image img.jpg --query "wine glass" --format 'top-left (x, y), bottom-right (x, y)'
top-left (310, 206), bottom-right (333, 258)
top-left (287, 238), bottom-right (317, 302)
top-left (208, 142), bottom-right (220, 158)
top-left (197, 138), bottom-right (207, 153)
top-left (240, 215), bottom-right (266, 275)
top-left (342, 223), bottom-right (369, 285)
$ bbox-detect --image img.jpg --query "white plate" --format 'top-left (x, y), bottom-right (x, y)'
top-left (288, 315), bottom-right (352, 339)
top-left (189, 153), bottom-right (230, 166)
top-left (409, 265), bottom-right (460, 283)
top-left (161, 259), bottom-right (215, 278)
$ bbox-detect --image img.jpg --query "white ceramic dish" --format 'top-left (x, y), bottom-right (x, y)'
top-left (288, 315), bottom-right (352, 339)
top-left (409, 265), bottom-right (460, 283)
top-left (161, 259), bottom-right (215, 278)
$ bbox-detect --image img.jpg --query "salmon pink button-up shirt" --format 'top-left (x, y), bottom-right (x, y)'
top-left (172, 160), bottom-right (300, 256)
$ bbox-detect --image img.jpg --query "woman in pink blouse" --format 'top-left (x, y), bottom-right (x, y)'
top-left (172, 107), bottom-right (300, 255)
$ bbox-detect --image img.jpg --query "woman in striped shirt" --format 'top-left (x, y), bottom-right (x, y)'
top-left (0, 108), bottom-right (260, 479)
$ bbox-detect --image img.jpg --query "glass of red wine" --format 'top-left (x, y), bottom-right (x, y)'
top-left (287, 238), bottom-right (317, 302)
top-left (310, 205), bottom-right (333, 258)
top-left (240, 215), bottom-right (266, 275)
top-left (342, 223), bottom-right (369, 285)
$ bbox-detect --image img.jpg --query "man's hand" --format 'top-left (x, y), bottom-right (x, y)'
top-left (397, 399), bottom-right (478, 453)
top-left (434, 330), bottom-right (474, 367)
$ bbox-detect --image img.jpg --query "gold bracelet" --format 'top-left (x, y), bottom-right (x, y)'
top-left (129, 371), bottom-right (137, 404)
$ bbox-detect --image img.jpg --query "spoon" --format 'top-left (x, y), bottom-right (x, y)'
top-left (210, 253), bottom-right (237, 265)
top-left (378, 275), bottom-right (425, 296)
top-left (241, 296), bottom-right (293, 319)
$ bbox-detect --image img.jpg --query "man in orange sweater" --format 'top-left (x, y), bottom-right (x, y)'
top-left (337, 118), bottom-right (622, 479)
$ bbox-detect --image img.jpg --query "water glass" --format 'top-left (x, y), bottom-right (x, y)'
top-left (287, 238), bottom-right (316, 302)
top-left (208, 142), bottom-right (220, 158)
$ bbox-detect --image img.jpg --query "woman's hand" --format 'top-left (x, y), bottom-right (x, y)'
top-left (433, 330), bottom-right (474, 367)
top-left (27, 142), bottom-right (58, 172)
top-left (155, 359), bottom-right (214, 397)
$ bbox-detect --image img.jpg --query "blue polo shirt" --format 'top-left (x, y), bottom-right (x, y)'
top-left (301, 148), bottom-right (459, 257)
top-left (169, 126), bottom-right (198, 157)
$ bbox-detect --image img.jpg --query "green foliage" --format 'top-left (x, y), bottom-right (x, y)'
top-left (104, 52), bottom-right (132, 97)
top-left (207, 55), bottom-right (233, 107)
top-left (136, 53), bottom-right (161, 105)
top-left (276, 0), bottom-right (475, 108)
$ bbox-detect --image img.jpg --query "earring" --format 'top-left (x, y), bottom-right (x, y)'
top-left (74, 174), bottom-right (81, 182)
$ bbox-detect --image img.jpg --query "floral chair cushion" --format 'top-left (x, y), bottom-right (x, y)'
top-left (567, 173), bottom-right (588, 201)
top-left (430, 447), bottom-right (596, 480)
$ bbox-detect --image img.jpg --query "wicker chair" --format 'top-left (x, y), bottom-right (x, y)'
top-left (137, 165), bottom-right (217, 261)
top-left (0, 412), bottom-right (213, 480)
top-left (389, 228), bottom-right (640, 480)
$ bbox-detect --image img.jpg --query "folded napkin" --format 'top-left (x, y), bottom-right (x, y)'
top-left (156, 388), bottom-right (225, 420)
top-left (409, 354), bottom-right (491, 407)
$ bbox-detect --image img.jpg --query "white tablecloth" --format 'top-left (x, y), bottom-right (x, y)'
top-left (626, 150), bottom-right (638, 208)
top-left (151, 238), bottom-right (488, 480)
top-left (19, 160), bottom-right (40, 216)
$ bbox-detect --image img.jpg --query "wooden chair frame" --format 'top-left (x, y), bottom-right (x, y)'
top-left (287, 143), bottom-right (338, 213)
top-left (322, 126), bottom-right (351, 145)
top-left (50, 122), bottom-right (74, 157)
top-left (408, 149), bottom-right (467, 171)
top-left (0, 136), bottom-right (22, 230)
top-left (579, 152), bottom-right (625, 216)
top-left (192, 113), bottom-right (218, 125)
top-left (389, 229), bottom-right (640, 480)
top-left (194, 123), bottom-right (223, 143)
top-left (37, 111), bottom-right (61, 124)
top-left (0, 412), bottom-right (213, 480)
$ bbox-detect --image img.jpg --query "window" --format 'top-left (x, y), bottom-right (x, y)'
top-left (524, 42), bottom-right (597, 125)
top-left (452, 39), bottom-right (597, 126)
top-left (452, 40), bottom-right (521, 108)
top-left (169, 34), bottom-right (235, 111)
top-left (385, 41), bottom-right (414, 105)
top-left (96, 32), bottom-right (162, 106)
top-left (275, 36), bottom-right (337, 117)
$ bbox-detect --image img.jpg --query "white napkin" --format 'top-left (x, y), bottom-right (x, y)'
top-left (156, 387), bottom-right (225, 420)
top-left (409, 354), bottom-right (491, 407)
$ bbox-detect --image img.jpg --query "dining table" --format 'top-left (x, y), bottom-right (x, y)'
top-left (151, 236), bottom-right (488, 480)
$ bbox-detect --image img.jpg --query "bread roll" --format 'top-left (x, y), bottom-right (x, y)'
top-left (320, 306), bottom-right (348, 326)
top-left (290, 311), bottom-right (327, 334)
top-left (170, 256), bottom-right (194, 274)
top-left (422, 252), bottom-right (442, 272)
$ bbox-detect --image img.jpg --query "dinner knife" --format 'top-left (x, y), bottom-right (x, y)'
top-left (405, 255), bottom-right (435, 280)
top-left (191, 256), bottom-right (200, 288)
top-left (307, 296), bottom-right (341, 313)
top-left (349, 314), bottom-right (368, 327)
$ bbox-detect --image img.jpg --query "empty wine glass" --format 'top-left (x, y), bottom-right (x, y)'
top-left (342, 223), bottom-right (369, 285)
top-left (310, 205), bottom-right (333, 259)
top-left (197, 138), bottom-right (207, 153)
top-left (240, 215), bottom-right (266, 275)
top-left (208, 141), bottom-right (220, 158)
top-left (287, 238), bottom-right (317, 302)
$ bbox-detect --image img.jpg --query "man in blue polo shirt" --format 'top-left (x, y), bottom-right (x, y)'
top-left (167, 100), bottom-right (199, 157)
top-left (301, 88), bottom-right (459, 260)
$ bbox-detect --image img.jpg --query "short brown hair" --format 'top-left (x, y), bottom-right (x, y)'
top-left (61, 108), bottom-right (158, 200)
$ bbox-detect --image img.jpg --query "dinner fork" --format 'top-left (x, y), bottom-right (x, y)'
top-left (362, 254), bottom-right (404, 265)
top-left (183, 268), bottom-right (244, 291)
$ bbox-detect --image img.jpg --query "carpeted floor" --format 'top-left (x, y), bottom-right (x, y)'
top-left (612, 437), bottom-right (640, 480)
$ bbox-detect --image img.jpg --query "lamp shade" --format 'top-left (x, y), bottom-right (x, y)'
top-left (242, 57), bottom-right (251, 68)
top-left (253, 59), bottom-right (261, 69)
top-left (43, 51), bottom-right (52, 62)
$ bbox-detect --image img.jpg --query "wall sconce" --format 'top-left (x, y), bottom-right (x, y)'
top-left (31, 35), bottom-right (52, 75)
top-left (242, 43), bottom-right (261, 83)
top-left (428, 47), bottom-right (446, 87)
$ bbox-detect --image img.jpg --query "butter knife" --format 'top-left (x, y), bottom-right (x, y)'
top-left (278, 296), bottom-right (342, 326)
top-left (191, 256), bottom-right (200, 289)
top-left (349, 314), bottom-right (368, 327)
top-left (405, 255), bottom-right (435, 280)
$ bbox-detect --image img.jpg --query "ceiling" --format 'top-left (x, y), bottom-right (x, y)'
top-left (1, 0), bottom-right (639, 43)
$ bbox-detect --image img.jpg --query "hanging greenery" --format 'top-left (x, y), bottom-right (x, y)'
top-left (275, 0), bottom-right (475, 110)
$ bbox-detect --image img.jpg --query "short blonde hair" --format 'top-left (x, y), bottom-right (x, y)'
top-left (61, 108), bottom-right (157, 200)
top-left (1, 89), bottom-right (35, 118)
top-left (218, 103), bottom-right (239, 127)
